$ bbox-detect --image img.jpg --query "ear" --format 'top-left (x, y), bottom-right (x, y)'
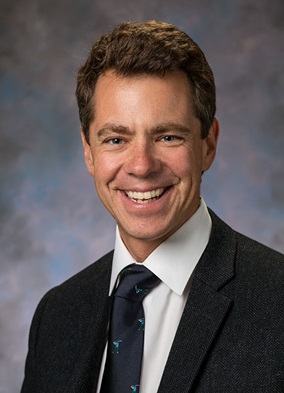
top-left (201, 118), bottom-right (220, 172)
top-left (80, 128), bottom-right (95, 176)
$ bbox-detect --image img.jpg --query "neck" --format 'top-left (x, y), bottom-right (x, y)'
top-left (119, 228), bottom-right (181, 262)
top-left (122, 239), bottom-right (161, 262)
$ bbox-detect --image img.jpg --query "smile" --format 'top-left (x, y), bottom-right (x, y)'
top-left (125, 188), bottom-right (166, 204)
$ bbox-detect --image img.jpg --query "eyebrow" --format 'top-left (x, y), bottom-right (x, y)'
top-left (96, 122), bottom-right (193, 139)
top-left (150, 122), bottom-right (193, 135)
top-left (97, 124), bottom-right (132, 139)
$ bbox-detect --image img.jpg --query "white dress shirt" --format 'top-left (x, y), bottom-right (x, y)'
top-left (96, 198), bottom-right (212, 393)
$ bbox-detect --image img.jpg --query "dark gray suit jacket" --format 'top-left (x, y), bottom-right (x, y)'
top-left (21, 210), bottom-right (284, 392)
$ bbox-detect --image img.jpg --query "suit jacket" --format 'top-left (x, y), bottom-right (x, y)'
top-left (21, 210), bottom-right (284, 392)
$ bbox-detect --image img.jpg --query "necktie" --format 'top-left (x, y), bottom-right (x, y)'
top-left (100, 264), bottom-right (160, 393)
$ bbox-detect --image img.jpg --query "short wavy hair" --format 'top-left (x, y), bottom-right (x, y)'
top-left (76, 20), bottom-right (216, 144)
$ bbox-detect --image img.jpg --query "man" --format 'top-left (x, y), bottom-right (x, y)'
top-left (21, 21), bottom-right (284, 393)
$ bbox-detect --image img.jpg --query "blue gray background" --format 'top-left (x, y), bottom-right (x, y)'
top-left (1, 1), bottom-right (284, 392)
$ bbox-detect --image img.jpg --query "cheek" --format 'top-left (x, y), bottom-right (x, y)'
top-left (174, 149), bottom-right (203, 186)
top-left (93, 154), bottom-right (121, 186)
top-left (172, 149), bottom-right (196, 175)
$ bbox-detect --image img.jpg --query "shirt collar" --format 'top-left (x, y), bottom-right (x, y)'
top-left (110, 197), bottom-right (212, 296)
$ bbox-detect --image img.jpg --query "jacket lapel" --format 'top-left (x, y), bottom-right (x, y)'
top-left (62, 252), bottom-right (114, 393)
top-left (158, 211), bottom-right (236, 393)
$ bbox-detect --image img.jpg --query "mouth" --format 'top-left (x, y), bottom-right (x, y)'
top-left (125, 188), bottom-right (166, 204)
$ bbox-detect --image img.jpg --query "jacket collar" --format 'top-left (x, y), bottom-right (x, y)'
top-left (158, 210), bottom-right (236, 392)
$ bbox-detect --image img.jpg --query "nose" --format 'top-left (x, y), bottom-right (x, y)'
top-left (124, 141), bottom-right (161, 178)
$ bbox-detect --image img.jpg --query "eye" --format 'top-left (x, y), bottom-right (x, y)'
top-left (157, 134), bottom-right (184, 146)
top-left (161, 135), bottom-right (178, 142)
top-left (107, 138), bottom-right (124, 145)
top-left (159, 135), bottom-right (183, 143)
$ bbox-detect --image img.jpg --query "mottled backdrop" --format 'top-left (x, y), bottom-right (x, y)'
top-left (1, 0), bottom-right (284, 391)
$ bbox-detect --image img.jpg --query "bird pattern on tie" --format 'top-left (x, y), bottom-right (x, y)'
top-left (112, 340), bottom-right (122, 354)
top-left (100, 264), bottom-right (160, 393)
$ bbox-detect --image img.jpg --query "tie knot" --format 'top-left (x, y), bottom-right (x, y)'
top-left (115, 264), bottom-right (160, 301)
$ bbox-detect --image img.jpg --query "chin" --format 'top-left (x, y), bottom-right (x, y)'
top-left (126, 226), bottom-right (174, 243)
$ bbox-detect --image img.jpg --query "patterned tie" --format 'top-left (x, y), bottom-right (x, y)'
top-left (100, 264), bottom-right (160, 393)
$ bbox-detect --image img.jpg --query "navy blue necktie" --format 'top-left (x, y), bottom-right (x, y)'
top-left (100, 264), bottom-right (160, 393)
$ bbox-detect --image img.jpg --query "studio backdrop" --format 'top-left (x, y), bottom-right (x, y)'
top-left (1, 1), bottom-right (284, 392)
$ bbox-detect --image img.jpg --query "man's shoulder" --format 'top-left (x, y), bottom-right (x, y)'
top-left (234, 232), bottom-right (284, 290)
top-left (209, 207), bottom-right (283, 260)
top-left (209, 208), bottom-right (284, 287)
top-left (40, 250), bottom-right (114, 309)
top-left (26, 251), bottom-right (114, 375)
top-left (235, 230), bottom-right (283, 262)
top-left (60, 249), bottom-right (114, 289)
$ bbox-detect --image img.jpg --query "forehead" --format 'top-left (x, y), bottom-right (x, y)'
top-left (92, 70), bottom-right (196, 122)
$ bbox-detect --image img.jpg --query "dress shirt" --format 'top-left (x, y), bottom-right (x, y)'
top-left (96, 198), bottom-right (212, 393)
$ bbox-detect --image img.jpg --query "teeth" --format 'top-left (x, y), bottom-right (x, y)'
top-left (125, 188), bottom-right (165, 202)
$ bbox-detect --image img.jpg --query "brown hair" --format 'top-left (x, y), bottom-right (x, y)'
top-left (76, 20), bottom-right (216, 144)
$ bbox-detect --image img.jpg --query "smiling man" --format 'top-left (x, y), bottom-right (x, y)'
top-left (22, 21), bottom-right (284, 393)
top-left (81, 69), bottom-right (218, 262)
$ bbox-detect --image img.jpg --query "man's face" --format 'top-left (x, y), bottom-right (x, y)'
top-left (82, 70), bottom-right (218, 260)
